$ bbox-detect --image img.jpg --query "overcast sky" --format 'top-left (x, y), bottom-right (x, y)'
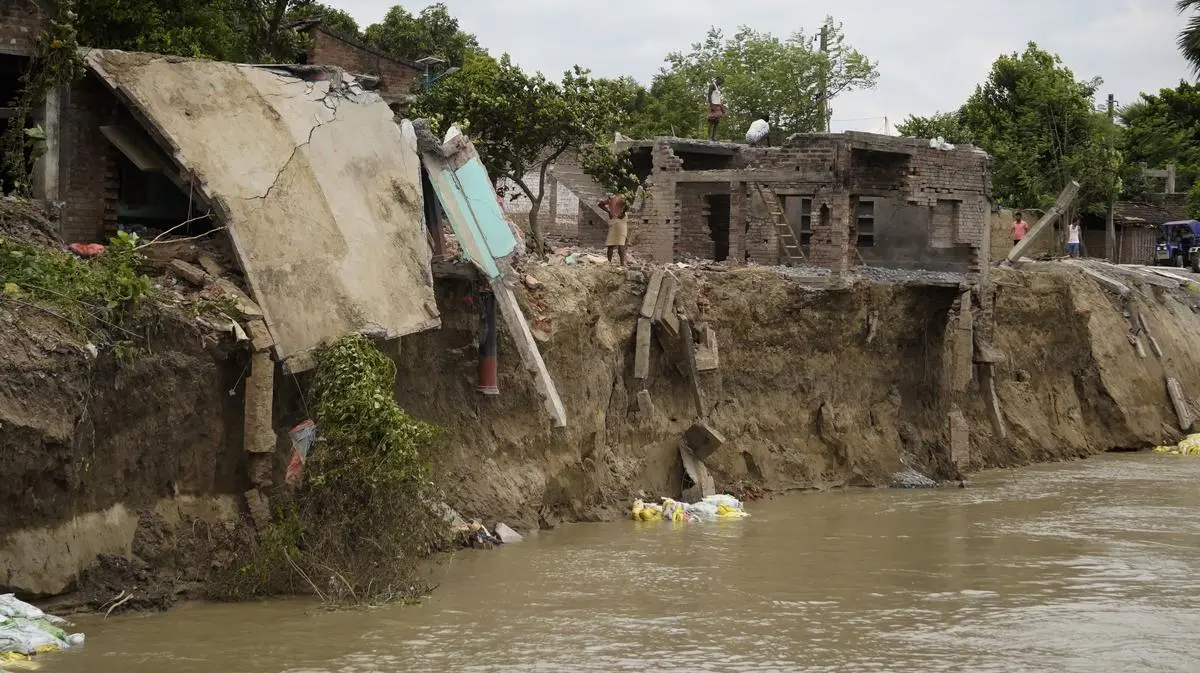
top-left (334, 0), bottom-right (1192, 133)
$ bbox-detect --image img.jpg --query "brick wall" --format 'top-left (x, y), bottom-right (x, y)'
top-left (0, 0), bottom-right (44, 57)
top-left (809, 190), bottom-right (851, 273)
top-left (60, 73), bottom-right (118, 242)
top-left (306, 28), bottom-right (418, 98)
top-left (743, 186), bottom-right (778, 264)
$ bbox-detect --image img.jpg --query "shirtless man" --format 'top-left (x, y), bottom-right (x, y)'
top-left (598, 193), bottom-right (629, 266)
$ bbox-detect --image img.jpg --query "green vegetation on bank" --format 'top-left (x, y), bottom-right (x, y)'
top-left (223, 334), bottom-right (447, 605)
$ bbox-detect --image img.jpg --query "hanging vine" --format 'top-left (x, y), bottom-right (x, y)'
top-left (1, 0), bottom-right (86, 195)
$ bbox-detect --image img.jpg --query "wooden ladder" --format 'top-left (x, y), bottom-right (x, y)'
top-left (753, 183), bottom-right (805, 266)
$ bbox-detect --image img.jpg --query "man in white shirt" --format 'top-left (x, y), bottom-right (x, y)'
top-left (745, 115), bottom-right (770, 147)
top-left (706, 77), bottom-right (726, 141)
top-left (1066, 218), bottom-right (1081, 258)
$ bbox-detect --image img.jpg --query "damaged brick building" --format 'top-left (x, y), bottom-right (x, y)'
top-left (1, 2), bottom-right (421, 245)
top-left (568, 132), bottom-right (992, 281)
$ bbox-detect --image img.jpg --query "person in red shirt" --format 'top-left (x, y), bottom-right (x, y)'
top-left (1011, 212), bottom-right (1029, 247)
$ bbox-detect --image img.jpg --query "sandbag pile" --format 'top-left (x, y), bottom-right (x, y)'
top-left (630, 494), bottom-right (750, 523)
top-left (0, 594), bottom-right (84, 670)
top-left (1153, 433), bottom-right (1200, 456)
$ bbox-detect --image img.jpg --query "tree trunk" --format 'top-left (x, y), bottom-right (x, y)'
top-left (527, 197), bottom-right (546, 258)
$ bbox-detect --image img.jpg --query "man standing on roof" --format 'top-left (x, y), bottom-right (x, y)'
top-left (707, 77), bottom-right (726, 141)
top-left (598, 193), bottom-right (629, 266)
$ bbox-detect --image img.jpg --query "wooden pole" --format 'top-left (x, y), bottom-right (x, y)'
top-left (1006, 180), bottom-right (1082, 264)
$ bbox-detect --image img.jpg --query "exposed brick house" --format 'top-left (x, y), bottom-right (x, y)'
top-left (0, 0), bottom-right (125, 242)
top-left (561, 133), bottom-right (992, 282)
top-left (291, 19), bottom-right (420, 112)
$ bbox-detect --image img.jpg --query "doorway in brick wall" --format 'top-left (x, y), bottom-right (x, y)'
top-left (0, 53), bottom-right (31, 194)
top-left (706, 193), bottom-right (731, 261)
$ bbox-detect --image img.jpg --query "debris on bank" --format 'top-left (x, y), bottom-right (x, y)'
top-left (630, 494), bottom-right (749, 523)
top-left (1153, 434), bottom-right (1200, 456)
top-left (0, 594), bottom-right (83, 667)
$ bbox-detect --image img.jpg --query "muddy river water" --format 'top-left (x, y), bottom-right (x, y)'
top-left (46, 454), bottom-right (1200, 672)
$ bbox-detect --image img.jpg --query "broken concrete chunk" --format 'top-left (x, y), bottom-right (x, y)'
top-left (244, 489), bottom-right (271, 534)
top-left (197, 254), bottom-right (226, 278)
top-left (214, 279), bottom-right (264, 318)
top-left (494, 523), bottom-right (523, 543)
top-left (684, 421), bottom-right (726, 461)
top-left (244, 318), bottom-right (274, 352)
top-left (169, 259), bottom-right (212, 286)
top-left (636, 389), bottom-right (654, 414)
top-left (695, 325), bottom-right (719, 371)
top-left (523, 274), bottom-right (543, 291)
top-left (679, 441), bottom-right (716, 501)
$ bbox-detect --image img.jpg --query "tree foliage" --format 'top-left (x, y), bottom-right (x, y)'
top-left (1178, 0), bottom-right (1200, 74)
top-left (414, 52), bottom-right (626, 253)
top-left (903, 44), bottom-right (1116, 213)
top-left (895, 111), bottom-right (975, 145)
top-left (1120, 81), bottom-right (1200, 199)
top-left (630, 19), bottom-right (878, 142)
top-left (363, 3), bottom-right (480, 66)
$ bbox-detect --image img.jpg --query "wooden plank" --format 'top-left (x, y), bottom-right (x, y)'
top-left (640, 270), bottom-right (665, 319)
top-left (1167, 377), bottom-right (1194, 432)
top-left (634, 317), bottom-right (652, 379)
top-left (492, 279), bottom-right (567, 427)
top-left (1006, 180), bottom-right (1081, 263)
top-left (1149, 335), bottom-right (1164, 358)
top-left (678, 317), bottom-right (708, 417)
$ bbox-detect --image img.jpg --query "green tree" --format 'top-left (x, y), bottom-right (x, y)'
top-left (73, 0), bottom-right (311, 62)
top-left (631, 18), bottom-right (878, 141)
top-left (1119, 81), bottom-right (1200, 198)
top-left (959, 43), bottom-right (1116, 212)
top-left (1178, 0), bottom-right (1200, 73)
top-left (895, 111), bottom-right (975, 145)
top-left (363, 3), bottom-right (480, 66)
top-left (414, 52), bottom-right (626, 253)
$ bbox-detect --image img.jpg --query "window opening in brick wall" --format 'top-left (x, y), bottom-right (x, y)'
top-left (0, 54), bottom-right (30, 194)
top-left (706, 193), bottom-right (732, 261)
top-left (855, 199), bottom-right (875, 247)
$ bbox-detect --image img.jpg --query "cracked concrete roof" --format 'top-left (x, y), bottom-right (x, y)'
top-left (86, 50), bottom-right (440, 370)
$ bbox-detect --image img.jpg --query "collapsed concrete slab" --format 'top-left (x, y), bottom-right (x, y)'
top-left (85, 50), bottom-right (440, 371)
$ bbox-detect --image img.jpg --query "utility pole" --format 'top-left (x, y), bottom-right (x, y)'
top-left (1105, 93), bottom-right (1116, 262)
top-left (818, 24), bottom-right (830, 133)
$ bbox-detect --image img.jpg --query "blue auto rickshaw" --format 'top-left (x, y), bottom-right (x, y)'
top-left (1155, 220), bottom-right (1200, 271)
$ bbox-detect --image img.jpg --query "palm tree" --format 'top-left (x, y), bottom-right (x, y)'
top-left (1178, 0), bottom-right (1200, 73)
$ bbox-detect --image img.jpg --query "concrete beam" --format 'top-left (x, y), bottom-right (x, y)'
top-left (1005, 180), bottom-right (1080, 264)
top-left (640, 269), bottom-right (665, 319)
top-left (1167, 377), bottom-right (1194, 432)
top-left (634, 317), bottom-right (652, 380)
top-left (244, 351), bottom-right (276, 455)
top-left (679, 317), bottom-right (708, 418)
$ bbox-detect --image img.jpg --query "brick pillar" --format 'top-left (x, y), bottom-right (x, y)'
top-left (729, 182), bottom-right (746, 263)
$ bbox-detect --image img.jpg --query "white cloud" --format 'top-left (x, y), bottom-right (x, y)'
top-left (334, 0), bottom-right (1193, 131)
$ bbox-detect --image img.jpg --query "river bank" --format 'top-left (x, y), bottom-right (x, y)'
top-left (5, 206), bottom-right (1200, 609)
top-left (41, 453), bottom-right (1200, 673)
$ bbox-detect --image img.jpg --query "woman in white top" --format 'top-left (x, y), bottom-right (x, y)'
top-left (1066, 219), bottom-right (1081, 258)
